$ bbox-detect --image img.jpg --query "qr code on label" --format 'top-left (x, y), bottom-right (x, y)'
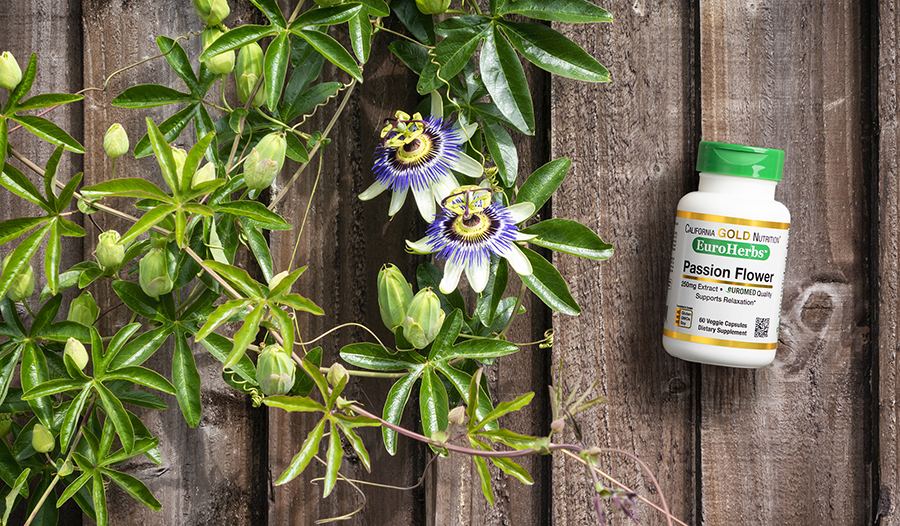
top-left (754, 317), bottom-right (770, 338)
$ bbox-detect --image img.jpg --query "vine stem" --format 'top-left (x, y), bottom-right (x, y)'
top-left (268, 78), bottom-right (357, 210)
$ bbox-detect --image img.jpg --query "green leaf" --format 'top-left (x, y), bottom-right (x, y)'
top-left (264, 32), bottom-right (291, 112)
top-left (157, 36), bottom-right (199, 94)
top-left (475, 257), bottom-right (508, 328)
top-left (282, 80), bottom-right (337, 124)
top-left (382, 373), bottom-right (418, 455)
top-left (475, 429), bottom-right (540, 450)
top-left (336, 422), bottom-right (371, 472)
top-left (480, 440), bottom-right (533, 485)
top-left (60, 386), bottom-right (91, 451)
top-left (496, 0), bottom-right (612, 23)
top-left (480, 25), bottom-right (534, 135)
top-left (11, 115), bottom-right (84, 152)
top-left (269, 306), bottom-right (295, 356)
top-left (27, 468), bottom-right (59, 526)
top-left (15, 93), bottom-right (84, 112)
top-left (133, 104), bottom-right (197, 159)
top-left (43, 146), bottom-right (63, 209)
top-left (473, 454), bottom-right (494, 505)
top-left (145, 117), bottom-right (180, 197)
top-left (0, 119), bottom-right (7, 186)
top-left (251, 0), bottom-right (287, 27)
top-left (481, 118), bottom-right (518, 187)
top-left (439, 338), bottom-right (518, 363)
top-left (323, 420), bottom-right (342, 497)
top-left (216, 201), bottom-right (291, 230)
top-left (180, 131), bottom-right (216, 195)
top-left (359, 0), bottom-right (390, 17)
top-left (516, 158), bottom-right (571, 213)
top-left (172, 329), bottom-right (202, 427)
top-left (1, 163), bottom-right (50, 210)
top-left (437, 363), bottom-right (496, 430)
top-left (21, 342), bottom-right (52, 427)
top-left (111, 84), bottom-right (194, 108)
top-left (102, 468), bottom-right (161, 510)
top-left (472, 391), bottom-right (534, 432)
top-left (428, 309), bottom-right (464, 361)
top-left (56, 171), bottom-right (83, 215)
top-left (417, 263), bottom-right (467, 316)
top-left (419, 369), bottom-right (449, 441)
top-left (289, 347), bottom-right (321, 397)
top-left (111, 280), bottom-right (163, 321)
top-left (226, 303), bottom-right (263, 368)
top-left (275, 417), bottom-right (325, 485)
top-left (290, 4), bottom-right (362, 28)
top-left (204, 261), bottom-right (267, 299)
top-left (201, 333), bottom-right (257, 386)
top-left (119, 204), bottom-right (177, 245)
top-left (276, 293), bottom-right (324, 315)
top-left (0, 345), bottom-right (24, 408)
top-left (499, 21), bottom-right (610, 82)
top-left (3, 467), bottom-right (29, 524)
top-left (393, 0), bottom-right (435, 45)
top-left (520, 219), bottom-right (613, 260)
top-left (21, 378), bottom-right (87, 399)
top-left (292, 29), bottom-right (362, 82)
top-left (267, 265), bottom-right (305, 298)
top-left (57, 471), bottom-right (91, 510)
top-left (340, 343), bottom-right (425, 371)
top-left (519, 247), bottom-right (581, 315)
top-left (348, 11), bottom-right (372, 64)
top-left (108, 325), bottom-right (171, 371)
top-left (29, 292), bottom-right (62, 336)
top-left (103, 366), bottom-right (176, 395)
top-left (424, 18), bottom-right (490, 94)
top-left (263, 396), bottom-right (326, 413)
top-left (6, 53), bottom-right (35, 109)
top-left (92, 470), bottom-right (108, 526)
top-left (195, 298), bottom-right (249, 341)
top-left (200, 25), bottom-right (277, 61)
top-left (95, 381), bottom-right (135, 452)
top-left (80, 178), bottom-right (173, 203)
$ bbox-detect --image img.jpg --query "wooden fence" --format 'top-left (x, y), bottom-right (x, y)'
top-left (0, 0), bottom-right (897, 524)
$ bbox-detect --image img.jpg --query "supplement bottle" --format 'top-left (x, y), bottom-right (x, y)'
top-left (662, 141), bottom-right (790, 368)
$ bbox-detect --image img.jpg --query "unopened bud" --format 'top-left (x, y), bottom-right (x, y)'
top-left (550, 418), bottom-right (566, 433)
top-left (1, 255), bottom-right (34, 302)
top-left (103, 123), bottom-right (129, 158)
top-left (377, 264), bottom-right (413, 331)
top-left (32, 424), bottom-right (54, 453)
top-left (448, 405), bottom-right (467, 426)
top-left (244, 133), bottom-right (285, 190)
top-left (58, 460), bottom-right (74, 477)
top-left (171, 147), bottom-right (187, 181)
top-left (191, 0), bottom-right (230, 25)
top-left (327, 363), bottom-right (348, 388)
top-left (236, 43), bottom-right (266, 107)
top-left (256, 344), bottom-right (296, 396)
top-left (587, 446), bottom-right (602, 457)
top-left (415, 0), bottom-right (451, 14)
top-left (430, 430), bottom-right (448, 443)
top-left (0, 51), bottom-right (22, 90)
top-left (139, 248), bottom-right (173, 299)
top-left (96, 230), bottom-right (125, 269)
top-left (64, 338), bottom-right (89, 371)
top-left (201, 26), bottom-right (235, 75)
top-left (401, 289), bottom-right (445, 350)
top-left (67, 292), bottom-right (99, 327)
top-left (191, 162), bottom-right (217, 188)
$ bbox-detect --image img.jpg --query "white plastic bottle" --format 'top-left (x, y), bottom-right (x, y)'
top-left (662, 141), bottom-right (790, 368)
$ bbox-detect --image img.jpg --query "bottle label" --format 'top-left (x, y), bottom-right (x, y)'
top-left (664, 210), bottom-right (789, 350)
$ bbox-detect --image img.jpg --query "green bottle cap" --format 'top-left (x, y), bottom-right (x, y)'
top-left (696, 141), bottom-right (785, 181)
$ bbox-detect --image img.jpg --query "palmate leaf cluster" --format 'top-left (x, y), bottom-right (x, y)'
top-left (0, 0), bottom-right (616, 523)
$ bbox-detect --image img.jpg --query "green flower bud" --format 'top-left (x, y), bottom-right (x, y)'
top-left (0, 51), bottom-right (22, 90)
top-left (1, 255), bottom-right (34, 302)
top-left (171, 147), bottom-right (187, 181)
top-left (256, 344), bottom-right (296, 396)
top-left (201, 26), bottom-right (235, 75)
top-left (191, 162), bottom-right (217, 188)
top-left (415, 0), bottom-right (451, 14)
top-left (32, 424), bottom-right (54, 454)
top-left (401, 289), bottom-right (445, 350)
top-left (236, 43), bottom-right (266, 108)
top-left (96, 230), bottom-right (125, 269)
top-left (64, 337), bottom-right (89, 370)
top-left (103, 123), bottom-right (129, 158)
top-left (377, 264), bottom-right (413, 331)
top-left (244, 133), bottom-right (286, 190)
top-left (191, 0), bottom-right (230, 25)
top-left (139, 248), bottom-right (173, 299)
top-left (327, 363), bottom-right (348, 388)
top-left (448, 405), bottom-right (467, 426)
top-left (67, 292), bottom-right (99, 327)
top-left (58, 460), bottom-right (74, 477)
top-left (550, 418), bottom-right (566, 433)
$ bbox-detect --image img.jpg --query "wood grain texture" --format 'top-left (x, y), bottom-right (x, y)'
top-left (82, 1), bottom-right (267, 524)
top-left (699, 1), bottom-right (872, 524)
top-left (551, 2), bottom-right (700, 525)
top-left (878, 0), bottom-right (900, 523)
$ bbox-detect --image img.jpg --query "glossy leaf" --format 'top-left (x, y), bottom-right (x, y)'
top-left (473, 454), bottom-right (494, 505)
top-left (21, 343), bottom-right (52, 427)
top-left (0, 119), bottom-right (7, 186)
top-left (475, 257), bottom-right (508, 328)
top-left (323, 420), bottom-right (342, 497)
top-left (216, 201), bottom-right (291, 230)
top-left (60, 386), bottom-right (91, 451)
top-left (263, 396), bottom-right (326, 413)
top-left (340, 343), bottom-right (425, 371)
top-left (80, 178), bottom-right (173, 203)
top-left (419, 369), bottom-right (449, 441)
top-left (519, 247), bottom-right (581, 315)
top-left (472, 391), bottom-right (534, 432)
top-left (133, 104), bottom-right (197, 159)
top-left (108, 326), bottom-right (172, 371)
top-left (119, 204), bottom-right (177, 245)
top-left (157, 37), bottom-right (199, 94)
top-left (425, 18), bottom-right (490, 94)
top-left (269, 306), bottom-right (295, 355)
top-left (1, 163), bottom-right (49, 210)
top-left (6, 53), bottom-right (35, 108)
top-left (348, 11), bottom-right (372, 64)
top-left (112, 280), bottom-right (163, 321)
top-left (265, 31), bottom-right (291, 111)
top-left (499, 21), bottom-right (610, 82)
top-left (481, 117), bottom-right (518, 186)
top-left (336, 422), bottom-right (371, 472)
top-left (16, 93), bottom-right (83, 111)
top-left (95, 381), bottom-right (135, 452)
top-left (56, 471), bottom-right (91, 509)
top-left (172, 329), bottom-right (202, 427)
top-left (180, 131), bottom-right (216, 195)
top-left (292, 29), bottom-right (362, 82)
top-left (480, 25), bottom-right (534, 135)
top-left (393, 0), bottom-right (435, 45)
top-left (104, 366), bottom-right (176, 395)
top-left (226, 303), bottom-right (263, 368)
top-left (111, 84), bottom-right (193, 108)
top-left (251, 0), bottom-right (287, 27)
top-left (0, 345), bottom-right (24, 408)
top-left (146, 117), bottom-right (180, 197)
top-left (275, 417), bottom-right (325, 485)
top-left (195, 298), bottom-right (249, 341)
top-left (516, 158), bottom-right (571, 213)
top-left (381, 372), bottom-right (418, 455)
top-left (417, 263), bottom-right (467, 316)
top-left (204, 261), bottom-right (267, 299)
top-left (428, 309), bottom-right (464, 361)
top-left (200, 25), bottom-right (276, 61)
top-left (201, 333), bottom-right (257, 385)
top-left (495, 0), bottom-right (612, 23)
top-left (520, 219), bottom-right (614, 260)
top-left (103, 468), bottom-right (161, 510)
top-left (290, 4), bottom-right (362, 28)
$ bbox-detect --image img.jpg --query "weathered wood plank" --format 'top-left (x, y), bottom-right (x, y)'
top-left (699, 1), bottom-right (872, 523)
top-left (81, 1), bottom-right (267, 524)
top-left (878, 0), bottom-right (900, 523)
top-left (266, 11), bottom-right (427, 524)
top-left (551, 2), bottom-right (700, 525)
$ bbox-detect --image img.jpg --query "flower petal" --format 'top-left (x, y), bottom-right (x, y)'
top-left (439, 260), bottom-right (465, 294)
top-left (432, 173), bottom-right (460, 203)
top-left (450, 151), bottom-right (484, 178)
top-left (515, 232), bottom-right (537, 241)
top-left (359, 179), bottom-right (389, 201)
top-left (388, 186), bottom-right (409, 216)
top-left (500, 243), bottom-right (533, 276)
top-left (465, 256), bottom-right (490, 293)
top-left (412, 185), bottom-right (436, 222)
top-left (406, 236), bottom-right (435, 254)
top-left (507, 202), bottom-right (536, 224)
top-left (455, 114), bottom-right (478, 142)
top-left (430, 91), bottom-right (443, 118)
